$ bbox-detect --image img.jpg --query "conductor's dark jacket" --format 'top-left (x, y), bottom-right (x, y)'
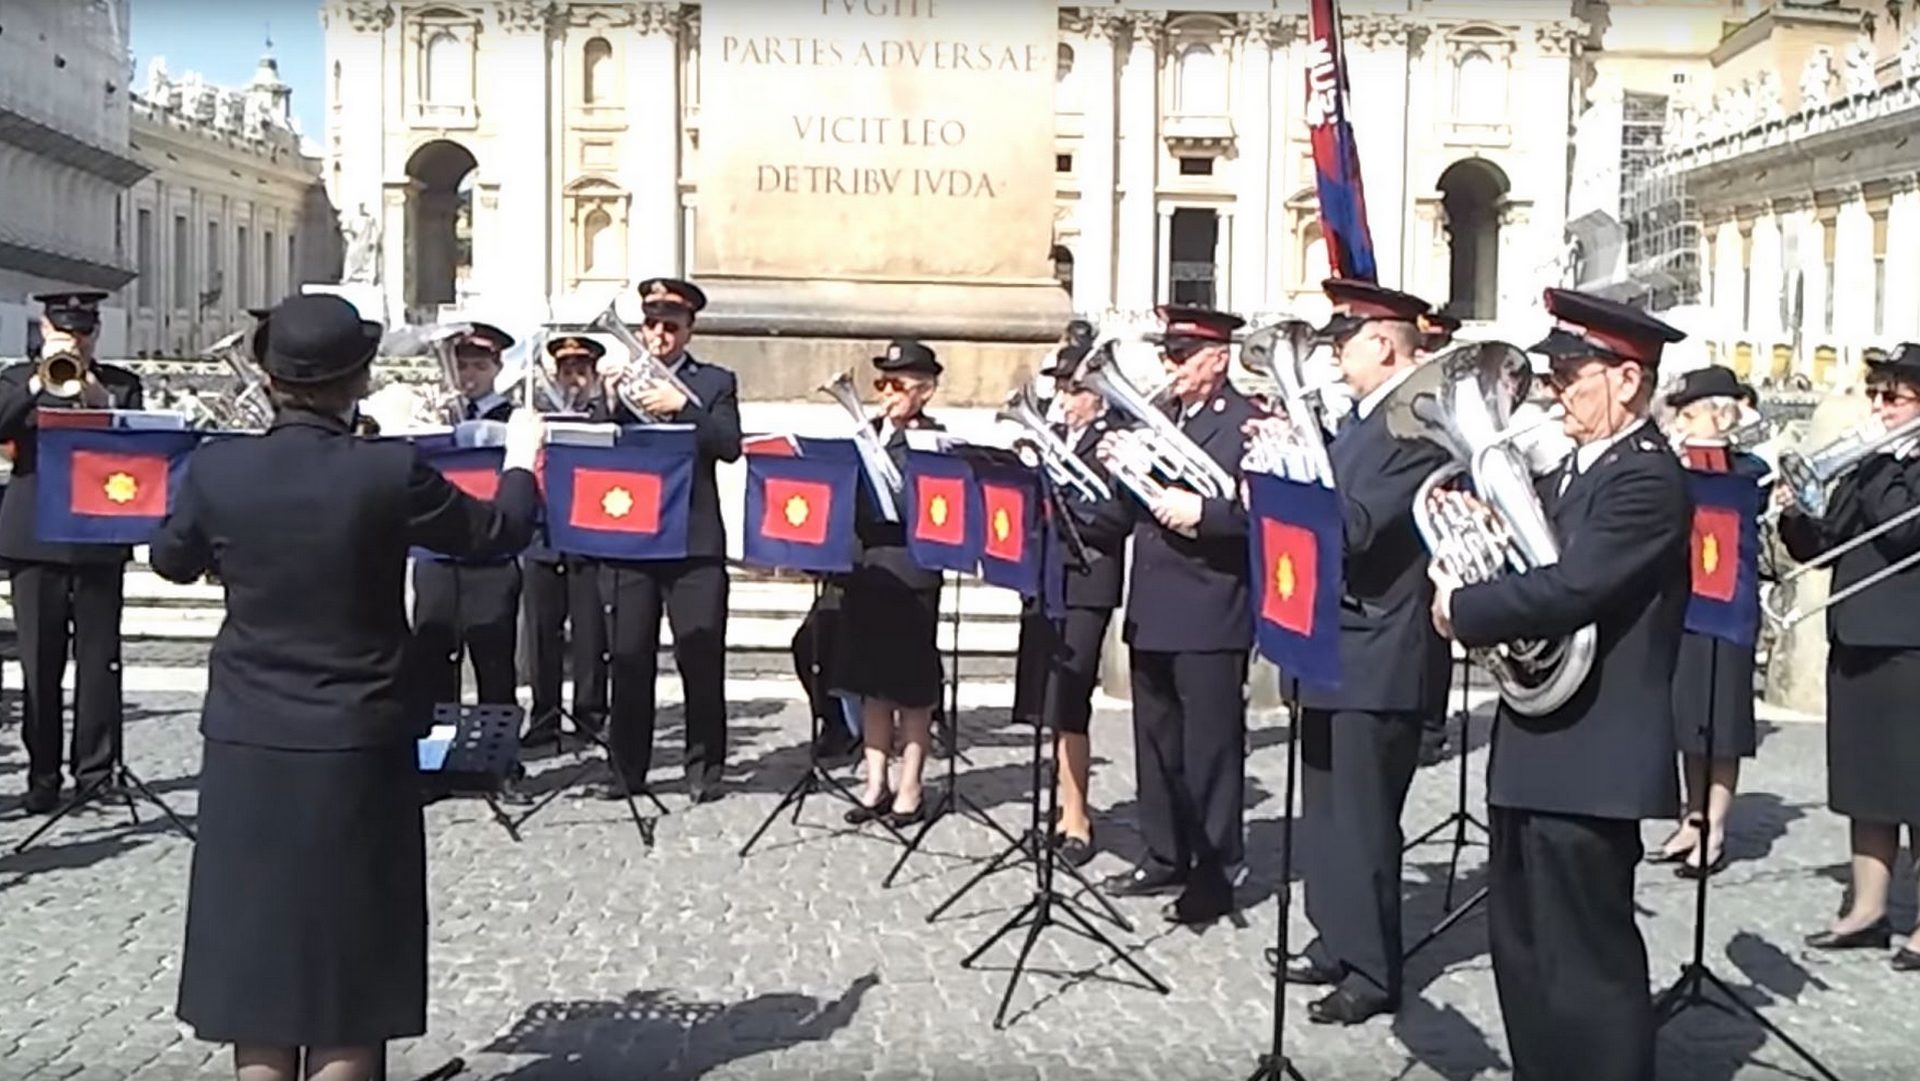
top-left (0, 360), bottom-right (145, 565)
top-left (1082, 384), bottom-right (1258, 653)
top-left (149, 409), bottom-right (538, 750)
top-left (1448, 422), bottom-right (1690, 821)
top-left (589, 354), bottom-right (742, 560)
top-left (1298, 395), bottom-right (1453, 713)
top-left (1779, 450), bottom-right (1920, 648)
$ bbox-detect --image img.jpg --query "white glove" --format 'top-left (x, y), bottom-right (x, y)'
top-left (501, 407), bottom-right (544, 473)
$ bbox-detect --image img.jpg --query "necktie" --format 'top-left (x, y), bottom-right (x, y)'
top-left (465, 401), bottom-right (479, 421)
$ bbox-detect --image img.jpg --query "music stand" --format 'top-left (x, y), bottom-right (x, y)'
top-left (11, 750), bottom-right (196, 855)
top-left (1248, 690), bottom-right (1312, 1081)
top-left (1400, 657), bottom-right (1490, 961)
top-left (419, 702), bottom-right (525, 837)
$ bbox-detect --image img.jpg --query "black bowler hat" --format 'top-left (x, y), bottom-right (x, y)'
top-left (872, 339), bottom-right (942, 377)
top-left (261, 295), bottom-right (382, 385)
top-left (1530, 288), bottom-right (1685, 368)
top-left (1316, 279), bottom-right (1432, 342)
top-left (638, 277), bottom-right (708, 318)
top-left (34, 291), bottom-right (108, 335)
top-left (1150, 304), bottom-right (1246, 350)
top-left (246, 307), bottom-right (273, 321)
top-left (547, 335), bottom-right (606, 363)
top-left (1666, 365), bottom-right (1744, 408)
top-left (246, 307), bottom-right (275, 360)
top-left (1868, 342), bottom-right (1920, 383)
top-left (454, 322), bottom-right (515, 355)
top-left (1040, 341), bottom-right (1091, 379)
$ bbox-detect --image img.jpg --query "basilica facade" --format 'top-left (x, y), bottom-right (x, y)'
top-left (321, 0), bottom-right (1595, 344)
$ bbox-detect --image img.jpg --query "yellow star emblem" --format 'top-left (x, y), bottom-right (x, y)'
top-left (103, 472), bottom-right (139, 504)
top-left (601, 485), bottom-right (634, 519)
top-left (783, 494), bottom-right (810, 527)
top-left (992, 507), bottom-right (1011, 542)
top-left (1701, 533), bottom-right (1719, 576)
top-left (1275, 552), bottom-right (1296, 601)
top-left (929, 494), bottom-right (949, 527)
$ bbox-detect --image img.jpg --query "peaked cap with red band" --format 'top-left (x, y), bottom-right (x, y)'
top-left (455, 322), bottom-right (516, 355)
top-left (1150, 304), bottom-right (1245, 347)
top-left (1530, 287), bottom-right (1685, 368)
top-left (639, 276), bottom-right (708, 317)
top-left (1317, 278), bottom-right (1434, 341)
top-left (546, 335), bottom-right (606, 362)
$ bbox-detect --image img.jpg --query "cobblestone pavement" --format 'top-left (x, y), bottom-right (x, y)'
top-left (0, 680), bottom-right (1911, 1081)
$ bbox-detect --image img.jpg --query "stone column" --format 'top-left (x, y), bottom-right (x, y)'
top-left (487, 2), bottom-right (557, 315)
top-left (1750, 212), bottom-right (1784, 340)
top-left (1343, 17), bottom-right (1410, 288)
top-left (1156, 206), bottom-right (1174, 302)
top-left (1215, 207), bottom-right (1234, 309)
top-left (1076, 10), bottom-right (1125, 316)
top-left (380, 181), bottom-right (409, 322)
top-left (1232, 13), bottom-right (1288, 314)
top-left (1833, 190), bottom-right (1872, 348)
top-left (1887, 177), bottom-right (1920, 342)
top-left (1413, 196), bottom-right (1449, 305)
top-left (1496, 200), bottom-right (1531, 321)
top-left (628, 2), bottom-right (685, 279)
top-left (1116, 12), bottom-right (1163, 312)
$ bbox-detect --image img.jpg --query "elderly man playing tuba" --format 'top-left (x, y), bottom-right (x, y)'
top-left (1429, 288), bottom-right (1691, 1081)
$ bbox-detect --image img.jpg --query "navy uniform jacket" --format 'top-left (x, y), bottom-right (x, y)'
top-left (1298, 402), bottom-right (1454, 713)
top-left (1449, 423), bottom-right (1690, 821)
top-left (148, 409), bottom-right (538, 750)
top-left (1084, 383), bottom-right (1258, 653)
top-left (1056, 417), bottom-right (1125, 610)
top-left (0, 360), bottom-right (144, 565)
top-left (851, 413), bottom-right (947, 594)
top-left (1780, 450), bottom-right (1920, 648)
top-left (590, 353), bottom-right (743, 561)
top-left (425, 393), bottom-right (517, 567)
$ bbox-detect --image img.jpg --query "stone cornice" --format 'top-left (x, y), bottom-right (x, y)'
top-left (1663, 74), bottom-right (1920, 181)
top-left (636, 2), bottom-right (685, 37)
top-left (492, 2), bottom-right (556, 34)
top-left (564, 2), bottom-right (637, 29)
top-left (1241, 12), bottom-right (1304, 50)
top-left (326, 1), bottom-right (393, 34)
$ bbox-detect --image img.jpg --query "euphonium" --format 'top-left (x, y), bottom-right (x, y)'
top-left (1078, 340), bottom-right (1235, 500)
top-left (997, 382), bottom-right (1111, 503)
top-left (589, 300), bottom-right (703, 423)
top-left (1381, 340), bottom-right (1598, 717)
top-left (197, 328), bottom-right (274, 431)
top-left (37, 350), bottom-right (85, 399)
top-left (820, 370), bottom-right (904, 510)
top-left (1239, 318), bottom-right (1335, 486)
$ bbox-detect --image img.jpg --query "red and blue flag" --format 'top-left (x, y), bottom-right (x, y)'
top-left (1684, 470), bottom-right (1760, 647)
top-left (742, 436), bottom-right (858, 573)
top-left (543, 429), bottom-right (694, 560)
top-left (1247, 472), bottom-right (1344, 691)
top-left (973, 457), bottom-right (1043, 597)
top-left (904, 449), bottom-right (979, 574)
top-left (1306, 0), bottom-right (1377, 282)
top-left (36, 427), bottom-right (201, 544)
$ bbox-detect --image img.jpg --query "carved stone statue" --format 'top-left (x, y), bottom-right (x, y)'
top-left (342, 203), bottom-right (382, 284)
top-left (1902, 27), bottom-right (1920, 83)
top-left (1799, 46), bottom-right (1836, 111)
top-left (1756, 70), bottom-right (1785, 123)
top-left (1844, 37), bottom-right (1878, 97)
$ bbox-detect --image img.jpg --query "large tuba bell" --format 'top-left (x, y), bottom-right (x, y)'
top-left (196, 328), bottom-right (275, 431)
top-left (997, 381), bottom-right (1112, 503)
top-left (1239, 318), bottom-right (1336, 485)
top-left (589, 299), bottom-right (704, 423)
top-left (1381, 340), bottom-right (1598, 716)
top-left (1078, 340), bottom-right (1236, 501)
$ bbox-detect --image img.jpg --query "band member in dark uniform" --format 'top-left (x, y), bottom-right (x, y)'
top-left (835, 341), bottom-right (947, 828)
top-left (410, 323), bottom-right (521, 708)
top-left (152, 294), bottom-right (540, 1081)
top-left (1778, 342), bottom-right (1920, 968)
top-left (1283, 281), bottom-right (1453, 1025)
top-left (589, 277), bottom-right (740, 804)
top-left (520, 335), bottom-right (609, 745)
top-left (1010, 340), bottom-right (1122, 867)
top-left (1087, 304), bottom-right (1258, 925)
top-left (1430, 288), bottom-right (1690, 1081)
top-left (0, 291), bottom-right (143, 813)
top-left (1655, 364), bottom-right (1766, 878)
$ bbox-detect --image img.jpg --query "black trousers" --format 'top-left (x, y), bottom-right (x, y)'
top-left (603, 558), bottom-right (729, 786)
top-left (1300, 707), bottom-right (1424, 1002)
top-left (1013, 606), bottom-right (1112, 735)
top-left (12, 561), bottom-right (124, 790)
top-left (1488, 806), bottom-right (1653, 1081)
top-left (521, 556), bottom-right (608, 732)
top-left (412, 560), bottom-right (521, 707)
top-left (1130, 649), bottom-right (1248, 878)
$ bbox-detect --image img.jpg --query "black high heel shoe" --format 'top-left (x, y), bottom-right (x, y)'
top-left (843, 787), bottom-right (893, 826)
top-left (1804, 920), bottom-right (1892, 950)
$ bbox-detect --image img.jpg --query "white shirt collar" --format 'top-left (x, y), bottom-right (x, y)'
top-left (1354, 365), bottom-right (1419, 422)
top-left (1571, 417), bottom-right (1648, 475)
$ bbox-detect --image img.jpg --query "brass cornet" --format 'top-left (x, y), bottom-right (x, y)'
top-left (37, 351), bottom-right (85, 399)
top-left (588, 300), bottom-right (703, 423)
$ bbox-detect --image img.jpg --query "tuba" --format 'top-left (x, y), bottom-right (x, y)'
top-left (1078, 340), bottom-right (1236, 501)
top-left (1382, 340), bottom-right (1598, 716)
top-left (997, 382), bottom-right (1112, 503)
top-left (588, 300), bottom-right (703, 423)
top-left (1239, 318), bottom-right (1336, 486)
top-left (196, 328), bottom-right (275, 431)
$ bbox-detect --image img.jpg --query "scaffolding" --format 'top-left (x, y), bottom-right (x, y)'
top-left (1622, 91), bottom-right (1701, 309)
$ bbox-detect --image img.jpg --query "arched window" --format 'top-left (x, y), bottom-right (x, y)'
top-left (1177, 43), bottom-right (1226, 115)
top-left (425, 31), bottom-right (466, 104)
top-left (583, 206), bottom-right (614, 273)
top-left (1455, 49), bottom-right (1502, 123)
top-left (584, 37), bottom-right (613, 105)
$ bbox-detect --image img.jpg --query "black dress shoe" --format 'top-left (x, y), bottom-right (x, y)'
top-left (883, 802), bottom-right (928, 830)
top-left (1055, 834), bottom-right (1096, 868)
top-left (687, 777), bottom-right (723, 805)
top-left (1804, 922), bottom-right (1892, 950)
top-left (1307, 988), bottom-right (1396, 1025)
top-left (585, 779), bottom-right (649, 802)
top-left (22, 785), bottom-right (59, 815)
top-left (1891, 949), bottom-right (1920, 972)
top-left (1675, 850), bottom-right (1727, 880)
top-left (1163, 876), bottom-right (1233, 925)
top-left (1278, 952), bottom-right (1342, 986)
top-left (1104, 864), bottom-right (1186, 898)
top-left (843, 788), bottom-right (892, 825)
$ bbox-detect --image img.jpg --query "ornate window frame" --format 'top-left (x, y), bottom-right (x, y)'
top-left (1444, 24), bottom-right (1514, 148)
top-left (1162, 13), bottom-right (1237, 157)
top-left (408, 6), bottom-right (480, 129)
top-left (564, 176), bottom-right (630, 287)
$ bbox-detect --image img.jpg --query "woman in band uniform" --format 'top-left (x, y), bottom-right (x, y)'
top-left (152, 295), bottom-right (542, 1081)
top-left (1657, 366), bottom-right (1767, 877)
top-left (1778, 344), bottom-right (1920, 968)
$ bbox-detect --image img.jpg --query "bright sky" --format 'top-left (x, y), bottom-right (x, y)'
top-left (128, 0), bottom-right (326, 139)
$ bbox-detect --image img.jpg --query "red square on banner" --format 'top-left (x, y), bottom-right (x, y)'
top-left (70, 450), bottom-right (168, 517)
top-left (568, 467), bottom-right (662, 534)
top-left (1683, 445), bottom-right (1729, 473)
top-left (914, 475), bottom-right (967, 546)
top-left (761, 476), bottom-right (831, 545)
top-left (1260, 517), bottom-right (1318, 635)
top-left (1692, 505), bottom-right (1739, 602)
top-left (982, 482), bottom-right (1025, 563)
top-left (442, 466), bottom-right (499, 501)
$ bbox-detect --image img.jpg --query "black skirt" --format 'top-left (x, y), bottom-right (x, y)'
top-left (178, 738), bottom-right (427, 1047)
top-left (1826, 644), bottom-right (1920, 824)
top-left (1671, 630), bottom-right (1757, 758)
top-left (831, 561), bottom-right (943, 709)
top-left (1012, 605), bottom-right (1110, 735)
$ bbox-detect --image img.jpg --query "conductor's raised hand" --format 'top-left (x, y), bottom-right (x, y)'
top-left (502, 407), bottom-right (544, 473)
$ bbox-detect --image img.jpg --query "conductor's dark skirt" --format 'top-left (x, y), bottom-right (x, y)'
top-left (1827, 644), bottom-right (1920, 823)
top-left (177, 738), bottom-right (427, 1047)
top-left (831, 564), bottom-right (943, 709)
top-left (1671, 630), bottom-right (1757, 758)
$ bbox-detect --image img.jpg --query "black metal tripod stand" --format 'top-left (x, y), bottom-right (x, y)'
top-left (1652, 646), bottom-right (1839, 1081)
top-left (1248, 690), bottom-right (1311, 1081)
top-left (12, 752), bottom-right (195, 855)
top-left (955, 697), bottom-right (1168, 1027)
top-left (1402, 658), bottom-right (1489, 961)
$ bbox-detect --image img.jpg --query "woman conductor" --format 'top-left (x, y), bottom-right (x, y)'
top-left (151, 295), bottom-right (543, 1081)
top-left (1778, 343), bottom-right (1920, 969)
